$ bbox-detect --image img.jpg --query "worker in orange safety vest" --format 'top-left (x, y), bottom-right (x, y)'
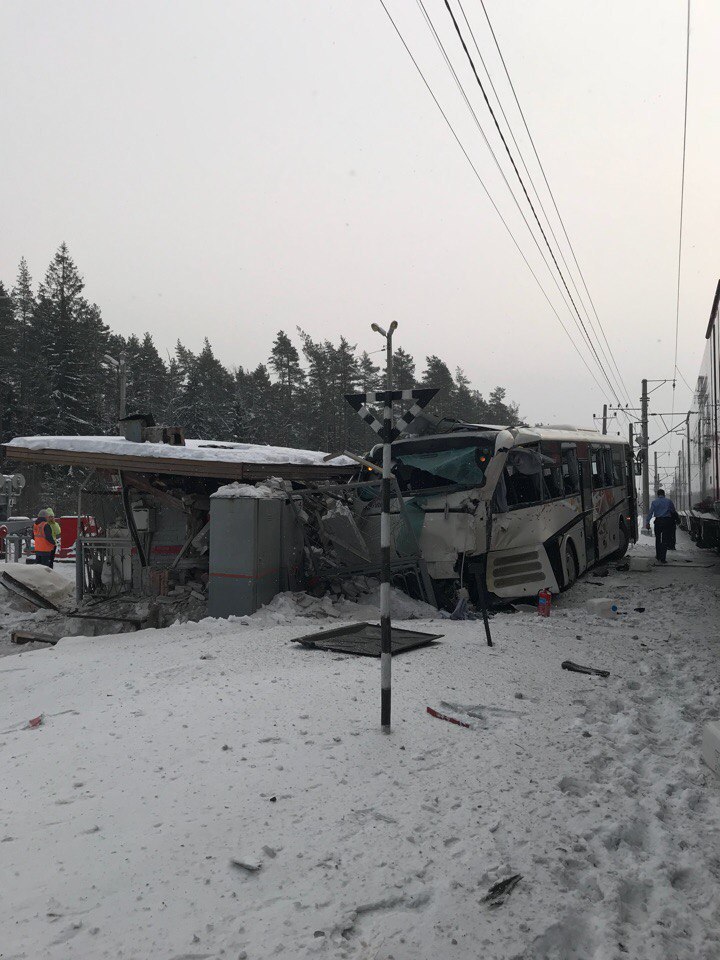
top-left (45, 508), bottom-right (62, 564)
top-left (31, 509), bottom-right (56, 568)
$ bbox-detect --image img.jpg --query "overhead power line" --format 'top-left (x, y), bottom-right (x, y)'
top-left (670, 0), bottom-right (692, 457)
top-left (472, 0), bottom-right (633, 408)
top-left (441, 0), bottom-right (624, 408)
top-left (415, 0), bottom-right (611, 382)
top-left (673, 0), bottom-right (691, 381)
top-left (376, 0), bottom-right (610, 396)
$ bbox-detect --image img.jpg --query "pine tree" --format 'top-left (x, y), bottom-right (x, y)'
top-left (166, 341), bottom-right (195, 425)
top-left (329, 337), bottom-right (361, 452)
top-left (31, 244), bottom-right (110, 435)
top-left (231, 364), bottom-right (274, 444)
top-left (487, 385), bottom-right (520, 425)
top-left (299, 332), bottom-right (361, 453)
top-left (454, 368), bottom-right (477, 423)
top-left (175, 339), bottom-right (234, 438)
top-left (0, 283), bottom-right (16, 441)
top-left (268, 330), bottom-right (305, 445)
top-left (11, 258), bottom-right (36, 434)
top-left (391, 347), bottom-right (416, 390)
top-left (299, 331), bottom-right (334, 450)
top-left (358, 351), bottom-right (381, 391)
top-left (421, 355), bottom-right (455, 406)
top-left (136, 333), bottom-right (170, 416)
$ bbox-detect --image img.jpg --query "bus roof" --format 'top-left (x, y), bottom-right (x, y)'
top-left (392, 425), bottom-right (628, 450)
top-left (518, 426), bottom-right (627, 445)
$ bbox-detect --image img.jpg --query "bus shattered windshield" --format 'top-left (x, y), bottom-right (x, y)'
top-left (384, 433), bottom-right (497, 493)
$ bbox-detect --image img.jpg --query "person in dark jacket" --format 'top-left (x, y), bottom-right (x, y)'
top-left (30, 509), bottom-right (56, 567)
top-left (645, 489), bottom-right (676, 564)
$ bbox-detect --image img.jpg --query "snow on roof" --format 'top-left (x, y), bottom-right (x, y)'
top-left (211, 481), bottom-right (287, 500)
top-left (4, 435), bottom-right (353, 468)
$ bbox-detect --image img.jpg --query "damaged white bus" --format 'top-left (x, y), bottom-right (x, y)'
top-left (365, 422), bottom-right (637, 606)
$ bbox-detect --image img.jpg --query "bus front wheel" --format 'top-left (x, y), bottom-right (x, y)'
top-left (564, 540), bottom-right (578, 589)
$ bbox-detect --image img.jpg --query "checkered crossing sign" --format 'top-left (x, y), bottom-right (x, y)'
top-left (345, 388), bottom-right (438, 442)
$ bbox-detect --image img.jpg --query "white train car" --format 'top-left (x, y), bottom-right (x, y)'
top-left (671, 281), bottom-right (720, 550)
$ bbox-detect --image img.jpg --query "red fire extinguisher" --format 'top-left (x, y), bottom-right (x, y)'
top-left (538, 587), bottom-right (552, 617)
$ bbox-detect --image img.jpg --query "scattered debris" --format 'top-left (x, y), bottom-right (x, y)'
top-left (230, 857), bottom-right (261, 873)
top-left (426, 706), bottom-right (471, 729)
top-left (481, 874), bottom-right (522, 907)
top-left (586, 598), bottom-right (619, 617)
top-left (561, 660), bottom-right (610, 678)
top-left (27, 714), bottom-right (43, 729)
top-left (12, 629), bottom-right (58, 646)
top-left (1, 566), bottom-right (74, 611)
top-left (293, 622), bottom-right (442, 657)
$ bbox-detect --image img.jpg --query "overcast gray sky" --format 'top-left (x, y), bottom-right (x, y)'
top-left (1, 0), bottom-right (717, 472)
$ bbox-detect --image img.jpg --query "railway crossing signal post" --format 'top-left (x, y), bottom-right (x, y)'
top-left (346, 328), bottom-right (438, 733)
top-left (371, 320), bottom-right (397, 733)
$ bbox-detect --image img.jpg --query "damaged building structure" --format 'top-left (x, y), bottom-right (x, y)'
top-left (1, 415), bottom-right (359, 623)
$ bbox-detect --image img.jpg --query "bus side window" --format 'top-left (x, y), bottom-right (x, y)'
top-left (602, 446), bottom-right (614, 487)
top-left (611, 446), bottom-right (625, 486)
top-left (592, 446), bottom-right (613, 488)
top-left (542, 466), bottom-right (563, 499)
top-left (540, 442), bottom-right (563, 499)
top-left (504, 446), bottom-right (543, 507)
top-left (561, 446), bottom-right (580, 493)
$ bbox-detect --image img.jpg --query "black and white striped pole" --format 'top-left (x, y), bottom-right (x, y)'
top-left (345, 377), bottom-right (437, 733)
top-left (371, 320), bottom-right (397, 732)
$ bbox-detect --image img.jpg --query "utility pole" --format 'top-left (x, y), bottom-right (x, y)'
top-left (641, 379), bottom-right (650, 520)
top-left (371, 320), bottom-right (398, 733)
top-left (602, 404), bottom-right (608, 435)
top-left (104, 351), bottom-right (128, 421)
top-left (653, 451), bottom-right (659, 492)
top-left (118, 351), bottom-right (127, 420)
top-left (679, 441), bottom-right (685, 507)
top-left (686, 411), bottom-right (692, 512)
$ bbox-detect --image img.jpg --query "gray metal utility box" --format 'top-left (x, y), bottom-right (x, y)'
top-left (208, 493), bottom-right (284, 618)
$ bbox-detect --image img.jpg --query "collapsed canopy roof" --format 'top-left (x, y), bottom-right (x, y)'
top-left (2, 435), bottom-right (355, 482)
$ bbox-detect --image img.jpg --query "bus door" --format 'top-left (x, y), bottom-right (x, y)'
top-left (579, 460), bottom-right (596, 566)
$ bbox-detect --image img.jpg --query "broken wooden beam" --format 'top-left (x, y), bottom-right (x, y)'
top-left (11, 629), bottom-right (58, 645)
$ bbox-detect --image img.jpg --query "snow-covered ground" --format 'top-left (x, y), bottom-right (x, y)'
top-left (2, 534), bottom-right (720, 959)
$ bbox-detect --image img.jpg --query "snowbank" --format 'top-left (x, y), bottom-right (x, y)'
top-left (5, 435), bottom-right (353, 466)
top-left (241, 581), bottom-right (439, 625)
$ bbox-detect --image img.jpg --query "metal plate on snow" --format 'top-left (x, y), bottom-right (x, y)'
top-left (292, 621), bottom-right (442, 657)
